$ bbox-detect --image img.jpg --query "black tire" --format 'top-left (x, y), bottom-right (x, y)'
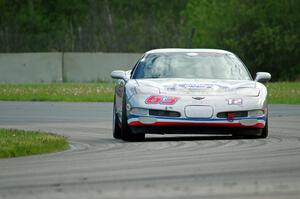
top-left (232, 128), bottom-right (262, 138)
top-left (121, 94), bottom-right (145, 141)
top-left (113, 104), bottom-right (122, 139)
top-left (232, 113), bottom-right (269, 139)
top-left (258, 117), bottom-right (268, 138)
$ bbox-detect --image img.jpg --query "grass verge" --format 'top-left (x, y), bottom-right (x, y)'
top-left (0, 82), bottom-right (299, 104)
top-left (268, 82), bottom-right (300, 104)
top-left (0, 128), bottom-right (68, 158)
top-left (0, 83), bottom-right (114, 102)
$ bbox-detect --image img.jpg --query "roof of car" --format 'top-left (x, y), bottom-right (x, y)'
top-left (146, 48), bottom-right (233, 55)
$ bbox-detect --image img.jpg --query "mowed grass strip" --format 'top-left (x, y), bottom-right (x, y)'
top-left (0, 82), bottom-right (299, 104)
top-left (0, 128), bottom-right (68, 158)
top-left (268, 82), bottom-right (300, 104)
top-left (0, 83), bottom-right (114, 102)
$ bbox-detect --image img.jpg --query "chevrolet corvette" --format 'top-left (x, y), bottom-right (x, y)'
top-left (111, 49), bottom-right (271, 141)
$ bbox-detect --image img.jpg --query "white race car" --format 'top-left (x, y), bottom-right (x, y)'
top-left (111, 49), bottom-right (271, 141)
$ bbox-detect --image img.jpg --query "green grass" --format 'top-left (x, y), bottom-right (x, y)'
top-left (0, 83), bottom-right (114, 102)
top-left (268, 82), bottom-right (300, 104)
top-left (0, 82), bottom-right (299, 104)
top-left (0, 128), bottom-right (69, 158)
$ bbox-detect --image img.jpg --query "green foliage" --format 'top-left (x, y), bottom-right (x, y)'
top-left (184, 0), bottom-right (300, 81)
top-left (0, 0), bottom-right (187, 52)
top-left (0, 0), bottom-right (299, 80)
top-left (0, 0), bottom-right (88, 51)
top-left (0, 128), bottom-right (68, 158)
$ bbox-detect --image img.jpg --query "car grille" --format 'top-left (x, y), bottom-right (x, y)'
top-left (217, 111), bottom-right (248, 118)
top-left (149, 109), bottom-right (181, 117)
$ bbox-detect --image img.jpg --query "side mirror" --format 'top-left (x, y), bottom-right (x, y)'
top-left (111, 70), bottom-right (126, 80)
top-left (255, 72), bottom-right (271, 83)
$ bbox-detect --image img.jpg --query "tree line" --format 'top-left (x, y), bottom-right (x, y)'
top-left (0, 0), bottom-right (299, 80)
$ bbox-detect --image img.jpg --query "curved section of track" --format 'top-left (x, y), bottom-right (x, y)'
top-left (0, 102), bottom-right (299, 199)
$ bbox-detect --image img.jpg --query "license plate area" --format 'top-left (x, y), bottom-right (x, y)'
top-left (184, 105), bottom-right (213, 118)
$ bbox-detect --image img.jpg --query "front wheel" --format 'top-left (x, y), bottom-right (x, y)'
top-left (120, 95), bottom-right (145, 141)
top-left (232, 128), bottom-right (262, 138)
top-left (232, 124), bottom-right (268, 139)
top-left (113, 106), bottom-right (122, 139)
top-left (258, 118), bottom-right (268, 138)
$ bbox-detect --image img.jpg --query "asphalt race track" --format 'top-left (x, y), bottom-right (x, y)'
top-left (0, 101), bottom-right (300, 199)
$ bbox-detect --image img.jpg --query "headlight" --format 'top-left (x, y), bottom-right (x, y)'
top-left (130, 108), bottom-right (149, 116)
top-left (236, 88), bottom-right (260, 97)
top-left (248, 110), bottom-right (264, 117)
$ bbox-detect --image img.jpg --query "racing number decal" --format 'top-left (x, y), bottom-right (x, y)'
top-left (160, 96), bottom-right (178, 105)
top-left (145, 95), bottom-right (162, 104)
top-left (145, 95), bottom-right (178, 105)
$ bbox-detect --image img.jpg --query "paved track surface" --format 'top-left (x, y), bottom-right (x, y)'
top-left (0, 102), bottom-right (299, 199)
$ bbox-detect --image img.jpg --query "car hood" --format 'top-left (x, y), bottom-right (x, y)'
top-left (133, 78), bottom-right (260, 96)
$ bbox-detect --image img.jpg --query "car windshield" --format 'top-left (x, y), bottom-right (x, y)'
top-left (132, 52), bottom-right (251, 80)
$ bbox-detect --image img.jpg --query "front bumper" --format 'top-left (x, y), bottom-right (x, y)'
top-left (128, 115), bottom-right (266, 128)
top-left (126, 92), bottom-right (267, 130)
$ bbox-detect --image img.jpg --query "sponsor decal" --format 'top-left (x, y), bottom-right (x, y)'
top-left (177, 83), bottom-right (229, 90)
top-left (145, 95), bottom-right (178, 105)
top-left (178, 83), bottom-right (214, 89)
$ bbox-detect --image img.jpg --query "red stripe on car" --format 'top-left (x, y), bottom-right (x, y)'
top-left (128, 121), bottom-right (265, 128)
